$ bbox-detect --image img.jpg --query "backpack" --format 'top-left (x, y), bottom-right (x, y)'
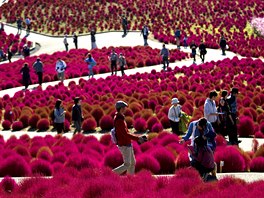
top-left (110, 128), bottom-right (117, 144)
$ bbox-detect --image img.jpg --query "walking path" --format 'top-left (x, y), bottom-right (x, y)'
top-left (0, 24), bottom-right (263, 182)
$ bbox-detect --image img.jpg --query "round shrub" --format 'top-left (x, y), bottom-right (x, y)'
top-left (134, 118), bottom-right (147, 132)
top-left (214, 146), bottom-right (246, 172)
top-left (19, 114), bottom-right (30, 128)
top-left (12, 121), bottom-right (24, 131)
top-left (135, 154), bottom-right (160, 174)
top-left (146, 116), bottom-right (160, 131)
top-left (255, 131), bottom-right (264, 138)
top-left (51, 152), bottom-right (67, 164)
top-left (0, 176), bottom-right (17, 193)
top-left (82, 118), bottom-right (97, 132)
top-left (91, 107), bottom-right (104, 125)
top-left (31, 159), bottom-right (53, 176)
top-left (0, 155), bottom-right (31, 177)
top-left (99, 134), bottom-right (112, 146)
top-left (28, 114), bottom-right (41, 128)
top-left (64, 154), bottom-right (98, 170)
top-left (160, 116), bottom-right (171, 129)
top-left (36, 118), bottom-right (50, 131)
top-left (175, 150), bottom-right (190, 169)
top-left (150, 147), bottom-right (175, 174)
top-left (125, 116), bottom-right (134, 128)
top-left (237, 116), bottom-right (255, 137)
top-left (151, 123), bottom-right (163, 133)
top-left (2, 120), bottom-right (11, 130)
top-left (250, 157), bottom-right (264, 172)
top-left (99, 115), bottom-right (114, 131)
top-left (103, 149), bottom-right (123, 169)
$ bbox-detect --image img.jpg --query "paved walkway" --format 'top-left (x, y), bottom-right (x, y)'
top-left (0, 24), bottom-right (263, 182)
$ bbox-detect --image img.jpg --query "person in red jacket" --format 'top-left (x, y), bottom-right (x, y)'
top-left (113, 101), bottom-right (145, 175)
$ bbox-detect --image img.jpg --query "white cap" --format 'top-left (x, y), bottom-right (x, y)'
top-left (115, 101), bottom-right (128, 109)
top-left (171, 98), bottom-right (179, 104)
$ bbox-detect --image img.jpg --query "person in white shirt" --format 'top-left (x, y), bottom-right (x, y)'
top-left (168, 98), bottom-right (182, 135)
top-left (63, 34), bottom-right (69, 51)
top-left (55, 58), bottom-right (67, 82)
top-left (204, 90), bottom-right (219, 132)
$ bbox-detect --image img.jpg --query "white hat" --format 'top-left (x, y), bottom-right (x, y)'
top-left (171, 98), bottom-right (179, 104)
top-left (115, 101), bottom-right (128, 109)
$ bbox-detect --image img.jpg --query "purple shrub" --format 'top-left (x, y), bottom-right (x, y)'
top-left (51, 152), bottom-right (67, 164)
top-left (91, 107), bottom-right (104, 125)
top-left (31, 159), bottom-right (53, 176)
top-left (103, 148), bottom-right (123, 169)
top-left (250, 157), bottom-right (264, 172)
top-left (151, 123), bottom-right (164, 133)
top-left (0, 176), bottom-right (17, 193)
top-left (2, 120), bottom-right (11, 130)
top-left (99, 134), bottom-right (112, 146)
top-left (175, 150), bottom-right (190, 169)
top-left (140, 141), bottom-right (154, 152)
top-left (36, 118), bottom-right (50, 131)
top-left (134, 118), bottom-right (147, 132)
top-left (215, 146), bottom-right (246, 172)
top-left (237, 116), bottom-right (255, 137)
top-left (135, 154), bottom-right (160, 174)
top-left (99, 115), bottom-right (114, 131)
top-left (19, 114), bottom-right (30, 128)
top-left (0, 155), bottom-right (31, 177)
top-left (125, 116), bottom-right (134, 128)
top-left (12, 121), bottom-right (24, 131)
top-left (64, 154), bottom-right (98, 170)
top-left (150, 147), bottom-right (176, 174)
top-left (82, 118), bottom-right (97, 132)
top-left (160, 115), bottom-right (171, 129)
top-left (215, 135), bottom-right (227, 146)
top-left (159, 134), bottom-right (180, 146)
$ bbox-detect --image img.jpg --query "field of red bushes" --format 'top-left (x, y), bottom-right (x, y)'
top-left (0, 132), bottom-right (263, 197)
top-left (0, 57), bottom-right (263, 139)
top-left (1, 0), bottom-right (264, 57)
top-left (0, 46), bottom-right (188, 90)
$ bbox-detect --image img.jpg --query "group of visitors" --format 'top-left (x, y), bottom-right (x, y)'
top-left (108, 48), bottom-right (127, 76)
top-left (16, 17), bottom-right (31, 35)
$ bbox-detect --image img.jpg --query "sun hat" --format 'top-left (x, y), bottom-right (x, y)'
top-left (171, 98), bottom-right (179, 104)
top-left (115, 101), bottom-right (128, 109)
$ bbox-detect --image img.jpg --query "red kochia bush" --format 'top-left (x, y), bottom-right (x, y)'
top-left (12, 121), bottom-right (24, 131)
top-left (103, 149), bottom-right (123, 169)
top-left (99, 115), bottom-right (114, 131)
top-left (82, 118), bottom-right (97, 132)
top-left (150, 147), bottom-right (176, 174)
top-left (135, 154), bottom-right (160, 174)
top-left (250, 157), bottom-right (264, 172)
top-left (134, 118), bottom-right (147, 132)
top-left (214, 146), bottom-right (246, 172)
top-left (0, 176), bottom-right (17, 193)
top-left (30, 159), bottom-right (53, 176)
top-left (0, 155), bottom-right (31, 177)
top-left (36, 118), bottom-right (50, 131)
top-left (2, 120), bottom-right (11, 130)
top-left (237, 116), bottom-right (255, 137)
top-left (28, 114), bottom-right (41, 128)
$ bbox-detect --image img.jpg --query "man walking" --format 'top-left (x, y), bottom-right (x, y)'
top-left (118, 53), bottom-right (126, 76)
top-left (33, 57), bottom-right (43, 86)
top-left (63, 34), bottom-right (69, 52)
top-left (72, 97), bottom-right (83, 135)
top-left (55, 58), bottom-right (67, 82)
top-left (109, 48), bottom-right (118, 75)
top-left (204, 90), bottom-right (219, 132)
top-left (121, 15), bottom-right (128, 37)
top-left (113, 101), bottom-right (146, 175)
top-left (160, 44), bottom-right (169, 71)
top-left (141, 25), bottom-right (149, 46)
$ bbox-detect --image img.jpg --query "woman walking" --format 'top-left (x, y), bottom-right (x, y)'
top-left (53, 99), bottom-right (66, 134)
top-left (20, 63), bottom-right (31, 90)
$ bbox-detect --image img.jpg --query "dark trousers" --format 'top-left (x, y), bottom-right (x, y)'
top-left (228, 114), bottom-right (238, 144)
top-left (123, 25), bottom-right (127, 35)
top-left (37, 72), bottom-right (43, 85)
top-left (55, 123), bottom-right (65, 134)
top-left (162, 56), bottom-right (169, 70)
top-left (200, 53), bottom-right (205, 63)
top-left (73, 120), bottom-right (81, 134)
top-left (120, 66), bottom-right (125, 76)
top-left (143, 35), bottom-right (148, 46)
top-left (192, 52), bottom-right (196, 62)
top-left (191, 159), bottom-right (214, 177)
top-left (74, 42), bottom-right (78, 49)
top-left (65, 44), bottom-right (69, 52)
top-left (111, 61), bottom-right (117, 75)
top-left (170, 120), bottom-right (180, 135)
top-left (221, 47), bottom-right (226, 55)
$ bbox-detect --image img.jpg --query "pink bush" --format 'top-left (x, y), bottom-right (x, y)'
top-left (2, 120), bottom-right (11, 130)
top-left (103, 149), bottom-right (123, 169)
top-left (0, 176), bottom-right (17, 193)
top-left (36, 119), bottom-right (50, 131)
top-left (12, 121), bottom-right (24, 131)
top-left (99, 115), bottom-right (114, 131)
top-left (237, 116), bottom-right (255, 137)
top-left (30, 159), bottom-right (53, 176)
top-left (135, 154), bottom-right (160, 174)
top-left (28, 114), bottom-right (41, 128)
top-left (82, 118), bottom-right (97, 132)
top-left (134, 118), bottom-right (147, 132)
top-left (250, 157), bottom-right (264, 172)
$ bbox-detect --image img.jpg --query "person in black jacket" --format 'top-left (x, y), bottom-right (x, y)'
top-left (121, 15), bottom-right (128, 37)
top-left (72, 97), bottom-right (83, 134)
top-left (91, 29), bottom-right (97, 49)
top-left (20, 63), bottom-right (31, 90)
top-left (219, 34), bottom-right (227, 55)
top-left (199, 40), bottom-right (206, 63)
top-left (73, 33), bottom-right (78, 49)
top-left (190, 41), bottom-right (197, 64)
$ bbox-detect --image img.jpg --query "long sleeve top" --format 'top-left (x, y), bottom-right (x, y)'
top-left (54, 107), bottom-right (65, 123)
top-left (168, 105), bottom-right (181, 122)
top-left (182, 120), bottom-right (216, 151)
top-left (204, 98), bottom-right (218, 123)
top-left (55, 60), bottom-right (66, 73)
top-left (72, 104), bottom-right (82, 121)
top-left (114, 112), bottom-right (139, 146)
